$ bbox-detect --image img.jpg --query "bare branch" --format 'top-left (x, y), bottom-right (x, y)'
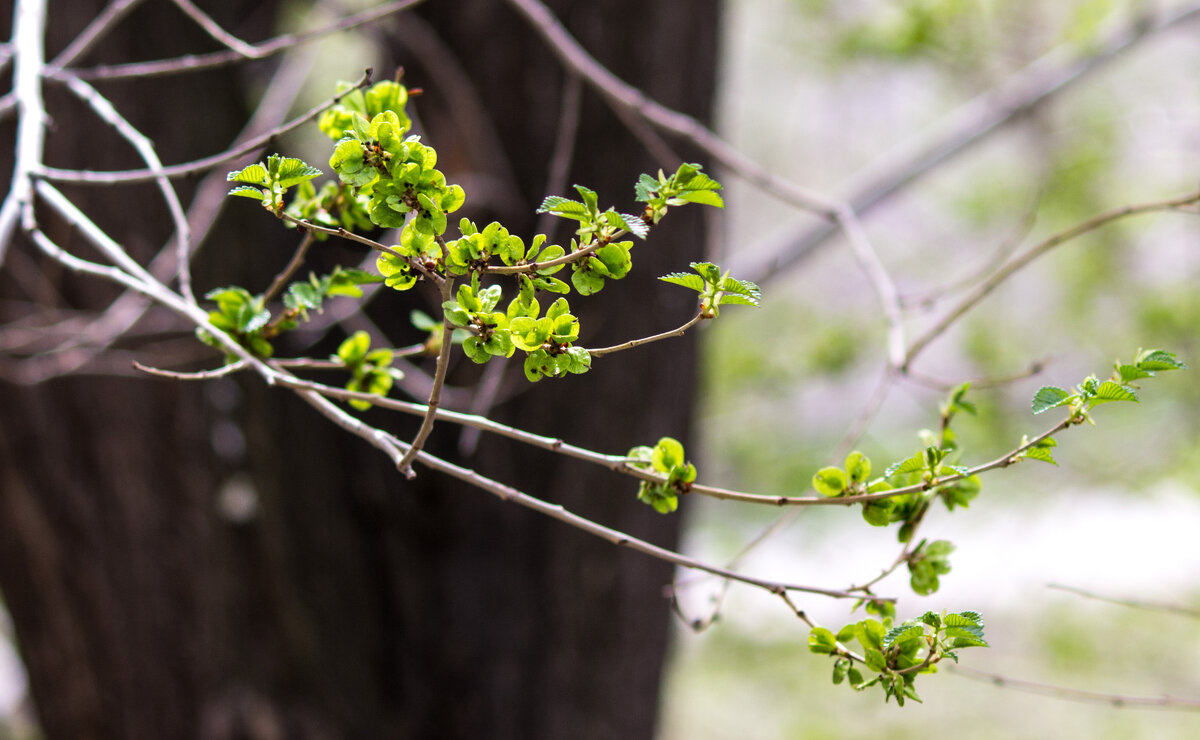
top-left (738, 2), bottom-right (1200, 286)
top-left (37, 69), bottom-right (375, 185)
top-left (263, 233), bottom-right (315, 303)
top-left (903, 190), bottom-right (1200, 370)
top-left (133, 359), bottom-right (247, 380)
top-left (0, 0), bottom-right (49, 267)
top-left (60, 73), bottom-right (196, 304)
top-left (504, 0), bottom-right (841, 218)
top-left (1047, 583), bottom-right (1200, 619)
top-left (169, 0), bottom-right (264, 59)
top-left (586, 310), bottom-right (706, 358)
top-left (950, 665), bottom-right (1200, 710)
top-left (395, 282), bottom-right (456, 477)
top-left (66, 0), bottom-right (428, 80)
top-left (411, 445), bottom-right (872, 602)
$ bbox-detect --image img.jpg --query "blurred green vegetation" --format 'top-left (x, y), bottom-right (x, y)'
top-left (665, 0), bottom-right (1200, 735)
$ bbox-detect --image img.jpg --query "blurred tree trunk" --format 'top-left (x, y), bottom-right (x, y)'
top-left (0, 1), bottom-right (718, 738)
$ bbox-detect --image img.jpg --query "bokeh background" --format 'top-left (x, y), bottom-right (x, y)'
top-left (661, 1), bottom-right (1200, 738)
top-left (2, 1), bottom-right (1199, 738)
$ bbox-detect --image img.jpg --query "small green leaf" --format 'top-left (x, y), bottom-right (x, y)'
top-left (1089, 380), bottom-right (1138, 406)
top-left (337, 330), bottom-right (370, 364)
top-left (1032, 386), bottom-right (1073, 414)
top-left (812, 467), bottom-right (849, 496)
top-left (845, 451), bottom-right (871, 484)
top-left (652, 437), bottom-right (686, 473)
top-left (1135, 348), bottom-right (1186, 372)
top-left (884, 451), bottom-right (926, 478)
top-left (659, 272), bottom-right (706, 292)
top-left (808, 627), bottom-right (837, 655)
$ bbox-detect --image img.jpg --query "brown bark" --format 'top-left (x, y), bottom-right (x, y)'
top-left (0, 1), bottom-right (719, 738)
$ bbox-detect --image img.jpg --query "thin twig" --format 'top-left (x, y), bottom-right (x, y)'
top-left (410, 445), bottom-right (872, 602)
top-left (36, 69), bottom-right (375, 185)
top-left (60, 74), bottom-right (196, 304)
top-left (395, 281), bottom-right (456, 477)
top-left (0, 0), bottom-right (49, 267)
top-left (264, 233), bottom-right (315, 303)
top-left (66, 0), bottom-right (428, 80)
top-left (504, 0), bottom-right (841, 218)
top-left (903, 190), bottom-right (1200, 370)
top-left (949, 665), bottom-right (1200, 710)
top-left (737, 2), bottom-right (1200, 286)
top-left (1047, 583), bottom-right (1200, 619)
top-left (587, 311), bottom-right (706, 358)
top-left (836, 208), bottom-right (906, 368)
top-left (169, 0), bottom-right (264, 59)
top-left (133, 359), bottom-right (247, 380)
top-left (52, 0), bottom-right (147, 68)
top-left (534, 73), bottom-right (583, 239)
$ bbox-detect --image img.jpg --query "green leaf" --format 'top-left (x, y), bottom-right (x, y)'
top-left (272, 156), bottom-right (323, 188)
top-left (227, 184), bottom-right (267, 200)
top-left (812, 467), bottom-right (848, 496)
top-left (616, 212), bottom-right (649, 239)
top-left (882, 623), bottom-right (924, 650)
top-left (659, 272), bottom-right (706, 292)
top-left (845, 451), bottom-right (871, 484)
top-left (884, 451), bottom-right (926, 478)
top-left (861, 500), bottom-right (894, 527)
top-left (1032, 386), bottom-right (1073, 414)
top-left (337, 330), bottom-right (370, 364)
top-left (536, 195), bottom-right (590, 222)
top-left (808, 627), bottom-right (838, 655)
top-left (1022, 436), bottom-right (1058, 465)
top-left (856, 620), bottom-right (886, 652)
top-left (1089, 380), bottom-right (1138, 406)
top-left (677, 189), bottom-right (725, 208)
top-left (1135, 348), bottom-right (1186, 372)
top-left (226, 163), bottom-right (268, 185)
top-left (864, 648), bottom-right (886, 673)
top-left (1115, 363), bottom-right (1152, 383)
top-left (652, 437), bottom-right (686, 473)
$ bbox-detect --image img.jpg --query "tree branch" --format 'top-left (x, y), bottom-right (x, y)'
top-left (950, 665), bottom-right (1200, 710)
top-left (37, 69), bottom-right (374, 184)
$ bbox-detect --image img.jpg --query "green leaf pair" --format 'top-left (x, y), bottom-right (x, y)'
top-left (335, 331), bottom-right (404, 410)
top-left (198, 286), bottom-right (273, 358)
top-left (659, 261), bottom-right (760, 317)
top-left (227, 154), bottom-right (323, 211)
top-left (1031, 348), bottom-right (1185, 417)
top-left (907, 539), bottom-right (954, 596)
top-left (635, 162), bottom-right (725, 224)
top-left (627, 437), bottom-right (697, 514)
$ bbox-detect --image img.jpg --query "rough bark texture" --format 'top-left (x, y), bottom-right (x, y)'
top-left (0, 1), bottom-right (719, 738)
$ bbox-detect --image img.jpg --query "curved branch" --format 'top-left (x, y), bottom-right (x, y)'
top-left (36, 69), bottom-right (374, 184)
top-left (903, 190), bottom-right (1200, 370)
top-left (65, 0), bottom-right (427, 80)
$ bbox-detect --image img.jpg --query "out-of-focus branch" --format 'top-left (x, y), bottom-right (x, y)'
top-left (37, 69), bottom-right (374, 185)
top-left (504, 0), bottom-right (904, 365)
top-left (65, 0), bottom-right (427, 80)
top-left (504, 0), bottom-right (840, 217)
top-left (949, 665), bottom-right (1200, 710)
top-left (0, 0), bottom-right (49, 267)
top-left (903, 190), bottom-right (1200, 370)
top-left (1047, 583), bottom-right (1200, 619)
top-left (169, 0), bottom-right (263, 59)
top-left (61, 74), bottom-right (196, 303)
top-left (738, 2), bottom-right (1200, 286)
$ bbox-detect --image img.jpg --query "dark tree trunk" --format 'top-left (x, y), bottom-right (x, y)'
top-left (0, 1), bottom-right (719, 738)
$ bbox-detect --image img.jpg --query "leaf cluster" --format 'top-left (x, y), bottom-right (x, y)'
top-left (335, 331), bottom-right (404, 411)
top-left (660, 262), bottom-right (761, 318)
top-left (809, 610), bottom-right (988, 706)
top-left (627, 437), bottom-right (697, 514)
